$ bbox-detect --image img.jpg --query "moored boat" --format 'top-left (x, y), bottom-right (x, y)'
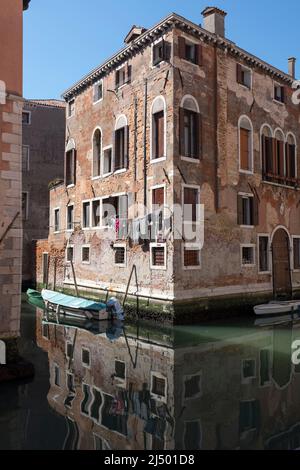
top-left (254, 300), bottom-right (300, 316)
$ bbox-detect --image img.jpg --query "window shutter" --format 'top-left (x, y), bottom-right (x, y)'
top-left (253, 196), bottom-right (259, 226)
top-left (272, 138), bottom-right (277, 175)
top-left (281, 86), bottom-right (285, 103)
top-left (240, 128), bottom-right (250, 171)
top-left (290, 144), bottom-right (296, 179)
top-left (162, 39), bottom-right (167, 61)
top-left (196, 44), bottom-right (203, 66)
top-left (115, 70), bottom-right (120, 89)
top-left (112, 131), bottom-right (116, 172)
top-left (265, 137), bottom-right (273, 174)
top-left (237, 195), bottom-right (243, 225)
top-left (73, 149), bottom-right (77, 185)
top-left (237, 63), bottom-right (243, 84)
top-left (261, 135), bottom-right (266, 175)
top-left (124, 125), bottom-right (129, 169)
top-left (179, 107), bottom-right (185, 156)
top-left (178, 36), bottom-right (186, 59)
top-left (126, 64), bottom-right (132, 84)
top-left (195, 113), bottom-right (202, 159)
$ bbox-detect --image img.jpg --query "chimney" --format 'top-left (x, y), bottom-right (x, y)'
top-left (288, 57), bottom-right (296, 79)
top-left (201, 6), bottom-right (227, 37)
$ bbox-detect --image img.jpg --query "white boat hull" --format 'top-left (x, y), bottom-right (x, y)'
top-left (254, 301), bottom-right (300, 316)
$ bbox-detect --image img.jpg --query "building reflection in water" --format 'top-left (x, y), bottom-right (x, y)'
top-left (36, 309), bottom-right (300, 450)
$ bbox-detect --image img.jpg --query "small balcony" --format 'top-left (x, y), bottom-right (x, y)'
top-left (262, 172), bottom-right (300, 189)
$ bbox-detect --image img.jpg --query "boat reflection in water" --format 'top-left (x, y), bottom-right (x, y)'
top-left (35, 308), bottom-right (300, 451)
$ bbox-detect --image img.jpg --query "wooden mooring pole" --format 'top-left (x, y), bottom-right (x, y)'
top-left (70, 260), bottom-right (79, 297)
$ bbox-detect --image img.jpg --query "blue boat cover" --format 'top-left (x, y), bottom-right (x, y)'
top-left (41, 290), bottom-right (106, 312)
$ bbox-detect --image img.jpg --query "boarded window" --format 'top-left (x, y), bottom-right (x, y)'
top-left (259, 237), bottom-right (269, 272)
top-left (152, 375), bottom-right (166, 397)
top-left (294, 238), bottom-right (300, 270)
top-left (152, 246), bottom-right (165, 267)
top-left (184, 248), bottom-right (200, 267)
top-left (115, 247), bottom-right (125, 265)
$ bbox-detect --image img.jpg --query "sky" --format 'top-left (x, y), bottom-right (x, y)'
top-left (23, 0), bottom-right (300, 100)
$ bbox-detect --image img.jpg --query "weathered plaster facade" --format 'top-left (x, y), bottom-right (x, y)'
top-left (36, 9), bottom-right (300, 322)
top-left (0, 0), bottom-right (30, 345)
top-left (22, 100), bottom-right (65, 288)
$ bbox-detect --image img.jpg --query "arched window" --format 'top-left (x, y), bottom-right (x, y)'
top-left (286, 133), bottom-right (297, 180)
top-left (239, 116), bottom-right (253, 173)
top-left (114, 115), bottom-right (129, 171)
top-left (180, 95), bottom-right (201, 160)
top-left (151, 96), bottom-right (166, 160)
top-left (261, 125), bottom-right (273, 176)
top-left (92, 128), bottom-right (102, 178)
top-left (65, 139), bottom-right (76, 186)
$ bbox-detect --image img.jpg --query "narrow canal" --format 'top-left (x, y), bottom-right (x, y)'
top-left (0, 300), bottom-right (300, 450)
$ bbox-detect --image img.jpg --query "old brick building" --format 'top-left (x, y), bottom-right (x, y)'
top-left (22, 99), bottom-right (65, 288)
top-left (0, 0), bottom-right (30, 360)
top-left (36, 8), bottom-right (300, 321)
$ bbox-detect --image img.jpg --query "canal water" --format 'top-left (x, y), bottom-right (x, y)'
top-left (0, 300), bottom-right (300, 450)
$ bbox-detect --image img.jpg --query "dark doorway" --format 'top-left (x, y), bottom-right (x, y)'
top-left (272, 229), bottom-right (292, 298)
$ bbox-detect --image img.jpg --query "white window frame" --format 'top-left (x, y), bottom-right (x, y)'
top-left (67, 98), bottom-right (75, 119)
top-left (53, 207), bottom-right (60, 233)
top-left (238, 115), bottom-right (254, 175)
top-left (114, 114), bottom-right (128, 173)
top-left (81, 245), bottom-right (91, 265)
top-left (258, 234), bottom-right (271, 274)
top-left (238, 192), bottom-right (255, 229)
top-left (114, 243), bottom-right (127, 267)
top-left (150, 95), bottom-right (167, 163)
top-left (82, 200), bottom-right (91, 230)
top-left (66, 203), bottom-right (75, 232)
top-left (180, 95), bottom-right (201, 163)
top-left (93, 79), bottom-right (104, 105)
top-left (91, 198), bottom-right (102, 229)
top-left (66, 244), bottom-right (74, 264)
top-left (238, 64), bottom-right (253, 90)
top-left (241, 358), bottom-right (256, 384)
top-left (115, 63), bottom-right (128, 91)
top-left (292, 236), bottom-right (300, 272)
top-left (102, 145), bottom-right (113, 178)
top-left (22, 144), bottom-right (30, 171)
top-left (150, 243), bottom-right (167, 271)
top-left (151, 36), bottom-right (167, 69)
top-left (81, 347), bottom-right (91, 369)
top-left (182, 243), bottom-right (202, 271)
top-left (150, 372), bottom-right (167, 403)
top-left (241, 244), bottom-right (256, 268)
top-left (22, 110), bottom-right (31, 125)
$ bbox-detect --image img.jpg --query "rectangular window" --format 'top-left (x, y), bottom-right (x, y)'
top-left (42, 252), bottom-right (49, 286)
top-left (242, 359), bottom-right (256, 380)
top-left (67, 205), bottom-right (74, 231)
top-left (102, 195), bottom-right (128, 239)
top-left (115, 127), bottom-right (129, 171)
top-left (66, 342), bottom-right (73, 359)
top-left (184, 187), bottom-right (199, 223)
top-left (151, 374), bottom-right (166, 399)
top-left (237, 64), bottom-right (251, 88)
top-left (114, 246), bottom-right (126, 266)
top-left (294, 238), bottom-right (300, 270)
top-left (153, 40), bottom-right (166, 66)
top-left (42, 323), bottom-right (49, 339)
top-left (22, 145), bottom-right (30, 171)
top-left (259, 236), bottom-right (270, 272)
top-left (151, 244), bottom-right (166, 269)
top-left (66, 246), bottom-right (74, 263)
top-left (178, 37), bottom-right (202, 66)
top-left (153, 111), bottom-right (165, 159)
top-left (115, 360), bottom-right (126, 380)
top-left (240, 128), bottom-right (251, 171)
top-left (274, 84), bottom-right (285, 103)
top-left (93, 80), bottom-right (103, 103)
top-left (241, 245), bottom-right (255, 267)
top-left (82, 246), bottom-right (90, 264)
top-left (286, 143), bottom-right (296, 179)
top-left (22, 111), bottom-right (31, 125)
top-left (54, 208), bottom-right (60, 232)
top-left (115, 64), bottom-right (131, 89)
top-left (103, 147), bottom-right (112, 175)
top-left (184, 247), bottom-right (201, 268)
top-left (65, 149), bottom-right (76, 186)
top-left (82, 348), bottom-right (91, 368)
top-left (180, 109), bottom-right (200, 159)
top-left (82, 201), bottom-right (90, 228)
top-left (184, 374), bottom-right (201, 400)
top-left (54, 365), bottom-right (60, 387)
top-left (92, 200), bottom-right (101, 227)
top-left (68, 99), bottom-right (75, 118)
top-left (237, 194), bottom-right (257, 226)
top-left (22, 192), bottom-right (29, 220)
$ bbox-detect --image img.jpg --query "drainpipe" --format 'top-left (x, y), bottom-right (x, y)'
top-left (214, 45), bottom-right (220, 212)
top-left (134, 96), bottom-right (138, 191)
top-left (143, 79), bottom-right (148, 211)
